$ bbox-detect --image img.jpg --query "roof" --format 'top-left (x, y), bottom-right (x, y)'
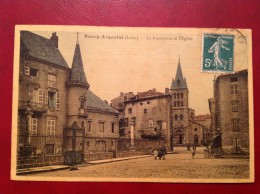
top-left (68, 43), bottom-right (89, 88)
top-left (87, 90), bottom-right (118, 114)
top-left (137, 89), bottom-right (164, 99)
top-left (20, 31), bottom-right (69, 69)
top-left (171, 60), bottom-right (188, 90)
top-left (195, 114), bottom-right (211, 121)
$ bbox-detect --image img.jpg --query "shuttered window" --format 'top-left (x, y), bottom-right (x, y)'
top-left (56, 92), bottom-right (60, 110)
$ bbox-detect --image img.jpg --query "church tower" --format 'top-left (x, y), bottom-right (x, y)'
top-left (170, 58), bottom-right (190, 145)
top-left (66, 35), bottom-right (90, 128)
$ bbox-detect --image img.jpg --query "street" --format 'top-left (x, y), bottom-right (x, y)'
top-left (25, 147), bottom-right (249, 180)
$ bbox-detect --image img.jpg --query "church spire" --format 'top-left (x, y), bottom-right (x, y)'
top-left (170, 57), bottom-right (188, 90)
top-left (67, 34), bottom-right (90, 89)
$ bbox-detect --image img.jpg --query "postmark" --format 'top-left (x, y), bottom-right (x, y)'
top-left (202, 34), bottom-right (234, 73)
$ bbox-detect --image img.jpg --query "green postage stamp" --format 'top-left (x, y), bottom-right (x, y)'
top-left (202, 34), bottom-right (234, 73)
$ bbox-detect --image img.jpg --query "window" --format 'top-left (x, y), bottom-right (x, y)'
top-left (56, 92), bottom-right (60, 110)
top-left (48, 91), bottom-right (56, 108)
top-left (233, 138), bottom-right (241, 153)
top-left (128, 108), bottom-right (132, 114)
top-left (87, 121), bottom-right (91, 132)
top-left (87, 141), bottom-right (90, 147)
top-left (177, 101), bottom-right (180, 107)
top-left (24, 66), bottom-right (30, 75)
top-left (31, 118), bottom-right (37, 134)
top-left (180, 114), bottom-right (184, 120)
top-left (30, 68), bottom-right (38, 77)
top-left (38, 89), bottom-right (44, 104)
top-left (175, 114), bottom-right (178, 121)
top-left (80, 99), bottom-right (86, 109)
top-left (157, 121), bottom-right (162, 130)
top-left (148, 120), bottom-right (153, 128)
top-left (81, 121), bottom-right (85, 128)
top-left (47, 120), bottom-right (55, 135)
top-left (48, 74), bottom-right (57, 88)
top-left (177, 93), bottom-right (180, 99)
top-left (24, 66), bottom-right (38, 77)
top-left (131, 117), bottom-right (136, 127)
top-left (144, 109), bottom-right (147, 113)
top-left (140, 102), bottom-right (143, 105)
top-left (230, 77), bottom-right (238, 82)
top-left (181, 93), bottom-right (183, 98)
top-left (231, 100), bottom-right (239, 112)
top-left (147, 101), bottom-right (150, 104)
top-left (99, 122), bottom-right (105, 133)
top-left (174, 93), bottom-right (176, 99)
top-left (28, 87), bottom-right (38, 103)
top-left (45, 144), bottom-right (54, 155)
top-left (111, 123), bottom-right (115, 133)
top-left (174, 101), bottom-right (176, 107)
top-left (232, 119), bottom-right (240, 131)
top-left (231, 85), bottom-right (238, 94)
top-left (181, 102), bottom-right (183, 107)
top-left (124, 118), bottom-right (129, 127)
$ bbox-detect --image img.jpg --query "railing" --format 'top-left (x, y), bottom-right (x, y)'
top-left (19, 100), bottom-right (47, 112)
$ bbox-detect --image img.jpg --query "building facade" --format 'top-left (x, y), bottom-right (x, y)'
top-left (209, 70), bottom-right (249, 152)
top-left (112, 60), bottom-right (210, 151)
top-left (17, 31), bottom-right (119, 167)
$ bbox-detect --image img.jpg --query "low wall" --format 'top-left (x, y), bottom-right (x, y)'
top-left (17, 155), bottom-right (64, 169)
top-left (84, 152), bottom-right (114, 161)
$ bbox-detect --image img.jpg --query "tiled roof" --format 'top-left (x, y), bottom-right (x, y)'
top-left (137, 90), bottom-right (164, 98)
top-left (87, 90), bottom-right (118, 114)
top-left (195, 114), bottom-right (211, 121)
top-left (20, 31), bottom-right (69, 69)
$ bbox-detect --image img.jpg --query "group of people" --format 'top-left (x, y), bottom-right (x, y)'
top-left (153, 146), bottom-right (167, 160)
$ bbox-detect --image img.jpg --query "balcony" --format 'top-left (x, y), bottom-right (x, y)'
top-left (78, 108), bottom-right (88, 118)
top-left (19, 100), bottom-right (47, 113)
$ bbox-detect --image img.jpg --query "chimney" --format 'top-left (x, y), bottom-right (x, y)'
top-left (104, 100), bottom-right (108, 104)
top-left (50, 32), bottom-right (58, 48)
top-left (152, 88), bottom-right (156, 92)
top-left (165, 88), bottom-right (169, 94)
top-left (120, 92), bottom-right (123, 96)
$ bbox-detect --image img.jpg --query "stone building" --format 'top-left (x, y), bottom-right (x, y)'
top-left (112, 60), bottom-right (209, 151)
top-left (17, 31), bottom-right (119, 167)
top-left (122, 89), bottom-right (172, 150)
top-left (209, 70), bottom-right (249, 152)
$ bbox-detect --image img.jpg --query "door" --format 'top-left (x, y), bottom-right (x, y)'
top-left (179, 135), bottom-right (183, 144)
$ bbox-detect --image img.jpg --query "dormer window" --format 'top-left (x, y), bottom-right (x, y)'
top-left (48, 74), bottom-right (57, 88)
top-left (24, 66), bottom-right (38, 77)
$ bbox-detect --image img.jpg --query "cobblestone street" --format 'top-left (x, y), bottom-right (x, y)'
top-left (26, 147), bottom-right (249, 180)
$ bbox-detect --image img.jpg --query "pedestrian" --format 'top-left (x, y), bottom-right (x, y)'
top-left (153, 148), bottom-right (158, 160)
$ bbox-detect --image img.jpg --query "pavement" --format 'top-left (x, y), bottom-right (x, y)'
top-left (16, 154), bottom-right (153, 175)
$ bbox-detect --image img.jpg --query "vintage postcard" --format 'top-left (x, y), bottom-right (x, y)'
top-left (11, 25), bottom-right (254, 183)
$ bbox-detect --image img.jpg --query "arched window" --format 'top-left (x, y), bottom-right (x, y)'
top-left (181, 93), bottom-right (183, 98)
top-left (180, 114), bottom-right (183, 120)
top-left (181, 102), bottom-right (183, 107)
top-left (177, 101), bottom-right (180, 107)
top-left (174, 93), bottom-right (176, 99)
top-left (177, 93), bottom-right (180, 99)
top-left (174, 101), bottom-right (176, 107)
top-left (175, 114), bottom-right (178, 121)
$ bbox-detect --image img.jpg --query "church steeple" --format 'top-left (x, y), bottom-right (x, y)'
top-left (67, 35), bottom-right (90, 89)
top-left (170, 58), bottom-right (188, 90)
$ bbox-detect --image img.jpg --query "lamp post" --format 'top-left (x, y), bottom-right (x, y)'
top-left (130, 121), bottom-right (135, 151)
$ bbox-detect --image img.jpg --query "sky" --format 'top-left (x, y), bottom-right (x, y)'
top-left (28, 26), bottom-right (249, 115)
